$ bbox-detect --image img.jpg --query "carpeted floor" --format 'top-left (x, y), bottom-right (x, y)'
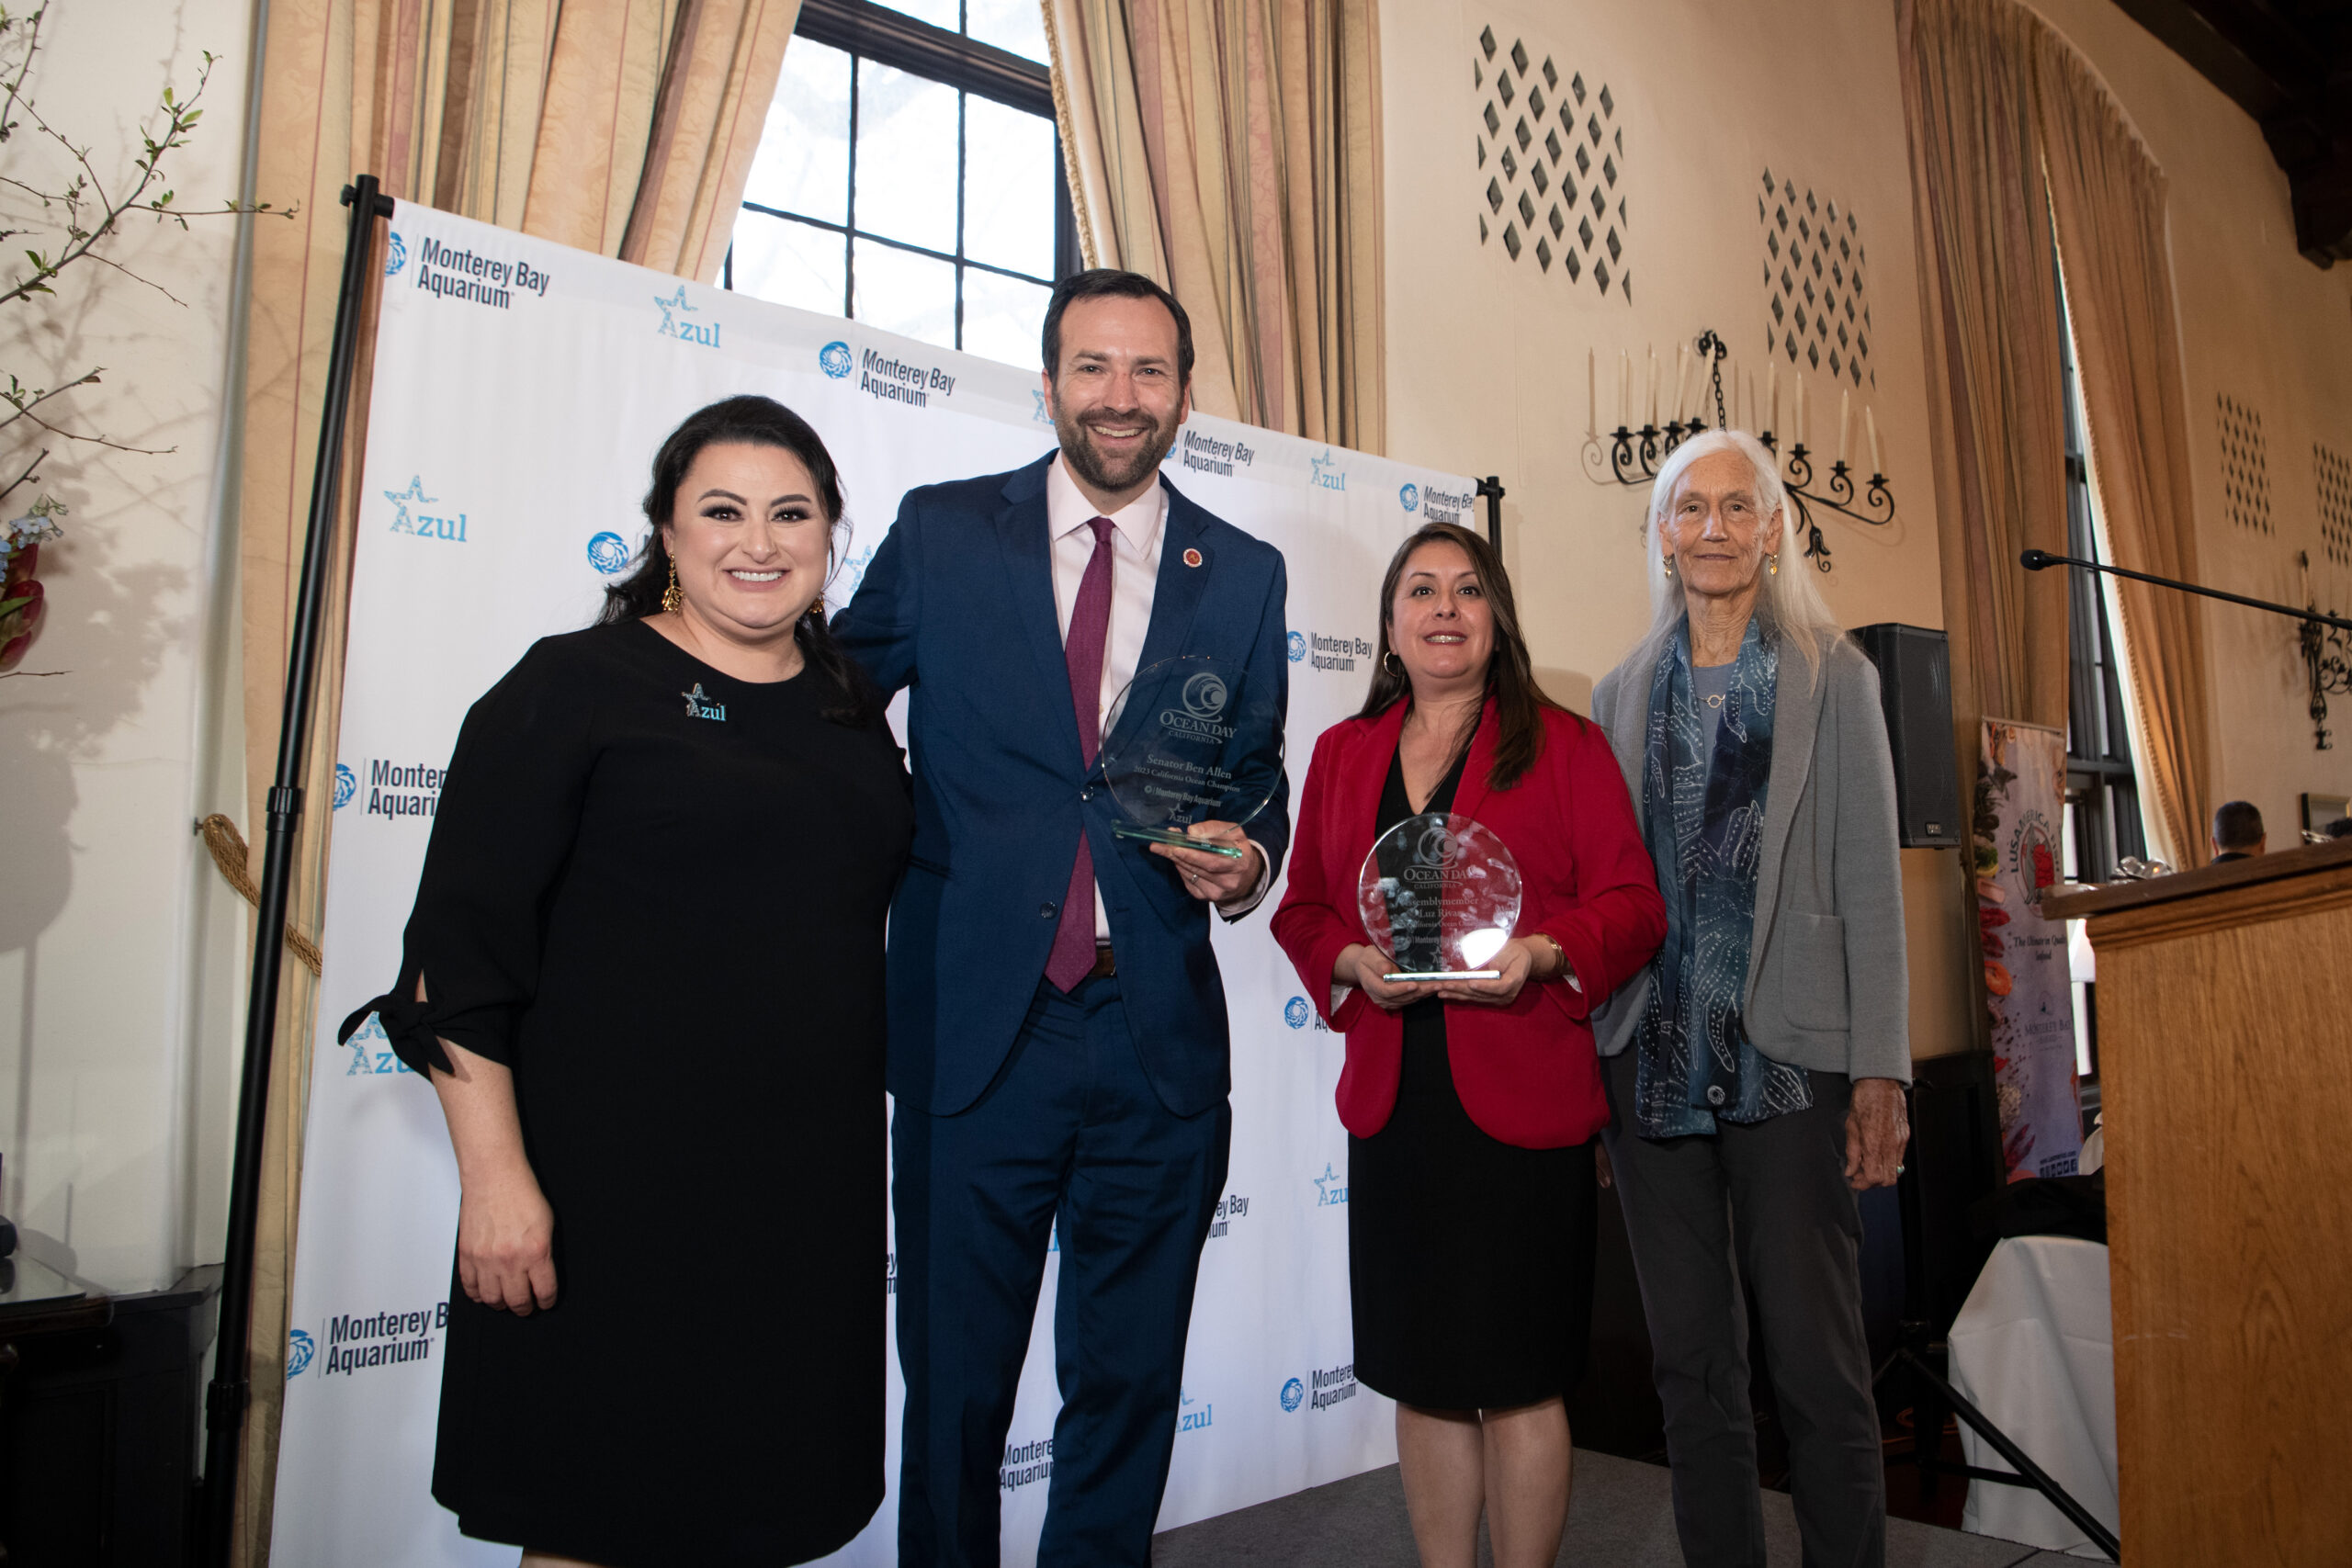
top-left (1151, 1450), bottom-right (2092, 1566)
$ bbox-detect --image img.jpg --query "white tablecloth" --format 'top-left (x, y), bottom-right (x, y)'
top-left (1947, 1235), bottom-right (2120, 1556)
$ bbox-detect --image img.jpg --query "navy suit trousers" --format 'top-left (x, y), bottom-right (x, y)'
top-left (892, 974), bottom-right (1231, 1568)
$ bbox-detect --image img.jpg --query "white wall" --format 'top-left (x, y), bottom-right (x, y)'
top-left (1377, 0), bottom-right (1973, 1055)
top-left (0, 0), bottom-right (257, 1292)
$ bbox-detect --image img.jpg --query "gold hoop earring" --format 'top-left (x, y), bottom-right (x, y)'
top-left (662, 553), bottom-right (684, 615)
top-left (1383, 650), bottom-right (1403, 678)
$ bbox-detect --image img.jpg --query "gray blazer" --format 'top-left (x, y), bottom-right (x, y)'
top-left (1589, 626), bottom-right (1911, 1085)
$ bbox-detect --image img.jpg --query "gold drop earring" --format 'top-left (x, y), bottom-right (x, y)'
top-left (1662, 556), bottom-right (1676, 580)
top-left (1768, 555), bottom-right (1780, 577)
top-left (662, 552), bottom-right (684, 615)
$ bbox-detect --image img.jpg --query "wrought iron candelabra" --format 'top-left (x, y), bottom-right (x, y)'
top-left (1581, 329), bottom-right (1897, 572)
top-left (2298, 552), bottom-right (2352, 750)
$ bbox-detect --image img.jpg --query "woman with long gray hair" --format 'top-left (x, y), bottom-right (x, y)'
top-left (1589, 429), bottom-right (1910, 1568)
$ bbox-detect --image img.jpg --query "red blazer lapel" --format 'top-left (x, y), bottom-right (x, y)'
top-left (1332, 701), bottom-right (1411, 879)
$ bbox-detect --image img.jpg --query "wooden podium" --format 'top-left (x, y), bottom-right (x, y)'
top-left (2042, 837), bottom-right (2352, 1566)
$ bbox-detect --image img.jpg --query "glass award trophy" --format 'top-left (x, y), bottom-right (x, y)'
top-left (1100, 655), bottom-right (1284, 860)
top-left (1356, 815), bottom-right (1523, 980)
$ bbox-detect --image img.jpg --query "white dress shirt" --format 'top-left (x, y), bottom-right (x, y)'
top-left (1045, 453), bottom-right (1268, 935)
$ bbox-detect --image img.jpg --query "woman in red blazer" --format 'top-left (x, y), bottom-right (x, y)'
top-left (1272, 522), bottom-right (1664, 1568)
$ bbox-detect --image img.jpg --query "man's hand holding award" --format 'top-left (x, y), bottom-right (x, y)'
top-left (1101, 654), bottom-right (1284, 905)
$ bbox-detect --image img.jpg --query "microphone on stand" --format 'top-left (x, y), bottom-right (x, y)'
top-left (2018, 549), bottom-right (2058, 570)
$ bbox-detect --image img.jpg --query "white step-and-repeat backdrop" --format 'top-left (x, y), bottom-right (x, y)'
top-left (270, 200), bottom-right (1483, 1565)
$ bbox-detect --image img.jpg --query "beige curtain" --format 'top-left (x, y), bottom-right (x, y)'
top-left (230, 2), bottom-right (797, 1557)
top-left (1895, 0), bottom-right (2071, 750)
top-left (2033, 37), bottom-right (2211, 868)
top-left (1044, 0), bottom-right (1385, 452)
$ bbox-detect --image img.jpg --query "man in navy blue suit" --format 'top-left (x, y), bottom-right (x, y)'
top-left (835, 270), bottom-right (1291, 1568)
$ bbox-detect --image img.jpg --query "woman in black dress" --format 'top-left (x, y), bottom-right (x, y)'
top-left (342, 396), bottom-right (911, 1567)
top-left (1272, 524), bottom-right (1664, 1568)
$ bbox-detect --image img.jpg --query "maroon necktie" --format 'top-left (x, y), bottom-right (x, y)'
top-left (1046, 518), bottom-right (1115, 992)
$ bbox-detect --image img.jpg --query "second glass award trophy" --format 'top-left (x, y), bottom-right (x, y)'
top-left (1100, 655), bottom-right (1284, 860)
top-left (1356, 815), bottom-right (1523, 979)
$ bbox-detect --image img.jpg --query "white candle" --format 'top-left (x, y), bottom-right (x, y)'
top-left (1646, 348), bottom-right (1659, 426)
top-left (1748, 371), bottom-right (1758, 435)
top-left (1866, 406), bottom-right (1882, 475)
top-left (1587, 348), bottom-right (1597, 439)
top-left (1619, 351), bottom-right (1631, 428)
top-left (1673, 344), bottom-right (1690, 426)
top-left (1838, 389), bottom-right (1851, 466)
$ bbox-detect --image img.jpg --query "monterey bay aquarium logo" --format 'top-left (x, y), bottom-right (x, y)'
top-left (1292, 1362), bottom-right (1359, 1412)
top-left (839, 343), bottom-right (956, 410)
top-left (820, 340), bottom-right (854, 378)
top-left (390, 231), bottom-right (549, 311)
top-left (385, 476), bottom-right (469, 543)
top-left (288, 1303), bottom-right (448, 1380)
top-left (587, 530), bottom-right (634, 574)
top-left (345, 758), bottom-right (445, 819)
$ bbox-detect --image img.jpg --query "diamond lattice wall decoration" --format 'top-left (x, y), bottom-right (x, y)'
top-left (2217, 395), bottom-right (2271, 535)
top-left (1475, 24), bottom-right (1627, 302)
top-left (2316, 443), bottom-right (2352, 568)
top-left (1758, 171), bottom-right (1872, 389)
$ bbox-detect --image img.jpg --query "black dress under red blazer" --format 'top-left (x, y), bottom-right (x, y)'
top-left (1272, 698), bottom-right (1666, 1149)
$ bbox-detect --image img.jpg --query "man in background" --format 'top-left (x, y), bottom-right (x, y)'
top-left (2211, 800), bottom-right (2266, 863)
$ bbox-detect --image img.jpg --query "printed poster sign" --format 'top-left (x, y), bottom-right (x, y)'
top-left (1973, 719), bottom-right (2083, 1179)
top-left (269, 199), bottom-right (1476, 1566)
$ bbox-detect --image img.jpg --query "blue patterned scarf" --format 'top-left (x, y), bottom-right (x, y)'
top-left (1634, 618), bottom-right (1813, 1138)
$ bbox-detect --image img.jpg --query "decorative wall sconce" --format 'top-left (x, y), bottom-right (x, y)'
top-left (2299, 551), bottom-right (2351, 750)
top-left (1581, 329), bottom-right (1898, 572)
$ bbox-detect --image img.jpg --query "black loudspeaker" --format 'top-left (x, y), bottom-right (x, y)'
top-left (1852, 623), bottom-right (1962, 848)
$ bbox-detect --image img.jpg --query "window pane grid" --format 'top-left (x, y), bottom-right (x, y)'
top-left (728, 5), bottom-right (1063, 360)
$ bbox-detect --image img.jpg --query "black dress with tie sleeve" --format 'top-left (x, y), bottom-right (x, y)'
top-left (344, 618), bottom-right (911, 1566)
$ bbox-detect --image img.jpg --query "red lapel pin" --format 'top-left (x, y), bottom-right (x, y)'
top-left (1182, 547), bottom-right (1203, 568)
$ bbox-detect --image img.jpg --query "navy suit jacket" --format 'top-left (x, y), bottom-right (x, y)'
top-left (835, 451), bottom-right (1292, 1119)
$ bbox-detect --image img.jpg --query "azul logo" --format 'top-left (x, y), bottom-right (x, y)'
top-left (286, 1329), bottom-right (315, 1380)
top-left (586, 531), bottom-right (632, 573)
top-left (1399, 481), bottom-right (1420, 513)
top-left (1180, 428), bottom-right (1255, 478)
top-left (1001, 1436), bottom-right (1053, 1494)
top-left (311, 1302), bottom-right (448, 1378)
top-left (1280, 1377), bottom-right (1306, 1413)
top-left (858, 347), bottom-right (955, 409)
top-left (1207, 1191), bottom-right (1250, 1239)
top-left (344, 1012), bottom-right (414, 1077)
top-left (1303, 631), bottom-right (1373, 672)
top-left (1313, 1162), bottom-right (1349, 1206)
top-left (1286, 630), bottom-right (1306, 663)
top-left (1306, 1361), bottom-right (1360, 1411)
top-left (383, 232), bottom-right (408, 278)
top-left (655, 286), bottom-right (720, 348)
top-left (357, 759), bottom-right (444, 819)
top-left (333, 762), bottom-right (357, 810)
top-left (820, 340), bottom-right (854, 378)
top-left (1309, 448), bottom-right (1347, 492)
top-left (835, 542), bottom-right (877, 603)
top-left (1177, 1389), bottom-right (1214, 1434)
top-left (682, 682), bottom-right (727, 722)
top-left (385, 476), bottom-right (468, 542)
top-left (1419, 484), bottom-right (1476, 524)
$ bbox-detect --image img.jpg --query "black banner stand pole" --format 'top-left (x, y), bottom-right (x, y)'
top-left (199, 174), bottom-right (391, 1568)
top-left (1476, 476), bottom-right (1506, 552)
